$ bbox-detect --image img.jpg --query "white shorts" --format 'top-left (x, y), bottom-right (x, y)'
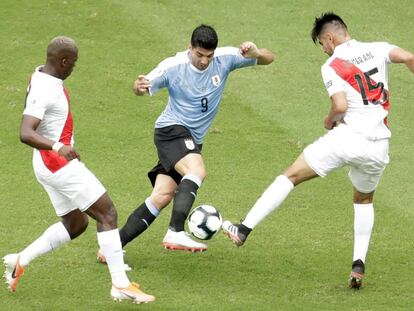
top-left (34, 159), bottom-right (107, 216)
top-left (303, 124), bottom-right (389, 193)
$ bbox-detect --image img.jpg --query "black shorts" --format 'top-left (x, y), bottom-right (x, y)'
top-left (147, 125), bottom-right (202, 187)
top-left (147, 163), bottom-right (183, 187)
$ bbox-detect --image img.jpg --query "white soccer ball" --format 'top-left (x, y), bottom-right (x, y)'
top-left (188, 205), bottom-right (223, 240)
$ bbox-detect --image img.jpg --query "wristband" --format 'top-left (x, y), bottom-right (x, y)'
top-left (52, 142), bottom-right (64, 152)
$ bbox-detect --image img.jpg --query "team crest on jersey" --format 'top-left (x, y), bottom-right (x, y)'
top-left (184, 138), bottom-right (195, 150)
top-left (212, 75), bottom-right (221, 87)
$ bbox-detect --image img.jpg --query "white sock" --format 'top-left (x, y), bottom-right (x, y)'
top-left (19, 222), bottom-right (71, 267)
top-left (353, 203), bottom-right (374, 263)
top-left (243, 175), bottom-right (294, 229)
top-left (182, 174), bottom-right (202, 187)
top-left (145, 197), bottom-right (160, 217)
top-left (97, 229), bottom-right (130, 288)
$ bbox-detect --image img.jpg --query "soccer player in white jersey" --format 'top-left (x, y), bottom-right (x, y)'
top-left (223, 12), bottom-right (414, 289)
top-left (2, 36), bottom-right (154, 304)
top-left (97, 25), bottom-right (273, 258)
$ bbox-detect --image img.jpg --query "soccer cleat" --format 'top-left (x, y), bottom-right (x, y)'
top-left (96, 250), bottom-right (132, 271)
top-left (348, 259), bottom-right (365, 289)
top-left (222, 220), bottom-right (250, 247)
top-left (3, 254), bottom-right (25, 292)
top-left (162, 229), bottom-right (207, 252)
top-left (111, 282), bottom-right (155, 304)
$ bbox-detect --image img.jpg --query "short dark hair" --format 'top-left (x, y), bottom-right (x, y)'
top-left (191, 24), bottom-right (218, 50)
top-left (311, 12), bottom-right (347, 44)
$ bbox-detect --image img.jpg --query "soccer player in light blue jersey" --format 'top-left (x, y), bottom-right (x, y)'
top-left (97, 25), bottom-right (273, 258)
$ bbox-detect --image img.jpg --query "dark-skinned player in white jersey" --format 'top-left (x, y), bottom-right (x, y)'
top-left (3, 36), bottom-right (154, 304)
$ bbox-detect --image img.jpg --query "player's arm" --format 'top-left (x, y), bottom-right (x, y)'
top-left (20, 115), bottom-right (80, 160)
top-left (133, 75), bottom-right (151, 96)
top-left (389, 47), bottom-right (414, 73)
top-left (239, 41), bottom-right (274, 65)
top-left (324, 91), bottom-right (348, 130)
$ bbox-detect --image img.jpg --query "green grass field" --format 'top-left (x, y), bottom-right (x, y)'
top-left (1, 1), bottom-right (414, 310)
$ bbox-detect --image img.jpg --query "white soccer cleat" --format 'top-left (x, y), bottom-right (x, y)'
top-left (222, 220), bottom-right (246, 246)
top-left (111, 282), bottom-right (155, 304)
top-left (3, 253), bottom-right (25, 292)
top-left (162, 229), bottom-right (207, 252)
top-left (96, 250), bottom-right (132, 271)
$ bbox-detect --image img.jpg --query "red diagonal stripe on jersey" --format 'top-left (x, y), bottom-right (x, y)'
top-left (39, 86), bottom-right (72, 173)
top-left (60, 86), bottom-right (73, 145)
top-left (329, 57), bottom-right (390, 124)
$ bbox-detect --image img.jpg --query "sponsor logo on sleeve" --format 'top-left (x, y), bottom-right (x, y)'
top-left (325, 80), bottom-right (333, 89)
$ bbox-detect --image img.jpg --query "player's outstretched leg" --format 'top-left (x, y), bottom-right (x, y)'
top-left (222, 221), bottom-right (252, 247)
top-left (3, 254), bottom-right (25, 292)
top-left (162, 229), bottom-right (207, 252)
top-left (348, 259), bottom-right (365, 289)
top-left (111, 282), bottom-right (155, 304)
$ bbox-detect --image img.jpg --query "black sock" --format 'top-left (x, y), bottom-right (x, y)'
top-left (119, 202), bottom-right (157, 247)
top-left (169, 179), bottom-right (199, 232)
top-left (238, 223), bottom-right (252, 237)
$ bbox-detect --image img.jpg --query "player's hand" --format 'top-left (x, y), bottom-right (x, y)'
top-left (324, 117), bottom-right (343, 130)
top-left (58, 145), bottom-right (80, 161)
top-left (240, 41), bottom-right (259, 58)
top-left (324, 117), bottom-right (335, 130)
top-left (133, 75), bottom-right (151, 96)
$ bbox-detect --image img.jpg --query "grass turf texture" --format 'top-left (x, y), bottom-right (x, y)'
top-left (1, 0), bottom-right (414, 310)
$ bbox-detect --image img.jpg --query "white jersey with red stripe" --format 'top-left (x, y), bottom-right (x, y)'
top-left (23, 66), bottom-right (74, 175)
top-left (321, 39), bottom-right (398, 140)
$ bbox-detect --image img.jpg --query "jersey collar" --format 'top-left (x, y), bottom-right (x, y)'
top-left (35, 65), bottom-right (64, 85)
top-left (334, 39), bottom-right (357, 53)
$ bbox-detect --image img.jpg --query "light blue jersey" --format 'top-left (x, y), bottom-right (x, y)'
top-left (146, 47), bottom-right (257, 144)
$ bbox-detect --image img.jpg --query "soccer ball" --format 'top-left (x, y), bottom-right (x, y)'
top-left (188, 205), bottom-right (223, 240)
